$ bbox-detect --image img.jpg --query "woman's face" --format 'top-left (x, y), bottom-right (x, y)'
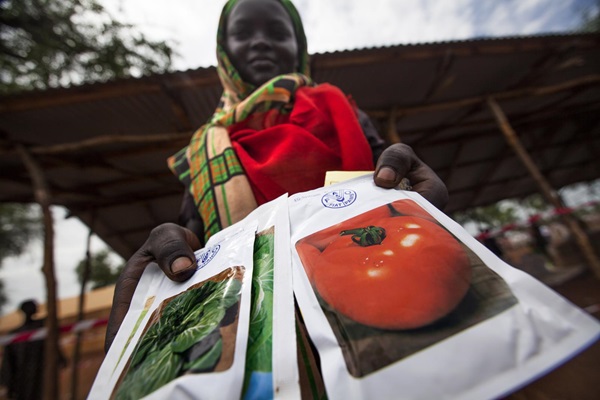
top-left (225, 0), bottom-right (299, 87)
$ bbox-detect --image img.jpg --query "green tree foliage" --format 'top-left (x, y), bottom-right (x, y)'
top-left (453, 193), bottom-right (555, 232)
top-left (0, 0), bottom-right (174, 94)
top-left (580, 0), bottom-right (600, 32)
top-left (0, 203), bottom-right (42, 310)
top-left (75, 248), bottom-right (124, 290)
top-left (517, 193), bottom-right (551, 216)
top-left (0, 203), bottom-right (42, 262)
top-left (453, 201), bottom-right (520, 231)
top-left (453, 180), bottom-right (600, 234)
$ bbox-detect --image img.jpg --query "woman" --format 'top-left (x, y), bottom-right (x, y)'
top-left (106, 0), bottom-right (447, 351)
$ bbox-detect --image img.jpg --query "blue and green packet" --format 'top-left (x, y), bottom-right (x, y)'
top-left (241, 194), bottom-right (301, 400)
top-left (90, 194), bottom-right (300, 399)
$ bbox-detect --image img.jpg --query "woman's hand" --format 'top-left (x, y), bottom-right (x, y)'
top-left (374, 143), bottom-right (449, 210)
top-left (104, 223), bottom-right (201, 352)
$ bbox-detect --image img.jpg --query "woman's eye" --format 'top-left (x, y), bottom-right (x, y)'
top-left (270, 27), bottom-right (292, 40)
top-left (230, 29), bottom-right (250, 39)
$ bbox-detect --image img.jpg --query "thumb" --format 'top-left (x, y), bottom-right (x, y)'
top-left (105, 224), bottom-right (201, 352)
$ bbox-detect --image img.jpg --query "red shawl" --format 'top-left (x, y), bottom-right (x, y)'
top-left (229, 83), bottom-right (374, 205)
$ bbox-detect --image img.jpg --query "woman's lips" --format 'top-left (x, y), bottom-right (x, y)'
top-left (248, 58), bottom-right (276, 68)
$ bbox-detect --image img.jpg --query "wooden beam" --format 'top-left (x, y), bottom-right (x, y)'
top-left (374, 100), bottom-right (600, 143)
top-left (426, 135), bottom-right (597, 179)
top-left (410, 102), bottom-right (484, 148)
top-left (367, 75), bottom-right (600, 118)
top-left (408, 103), bottom-right (600, 152)
top-left (0, 72), bottom-right (220, 114)
top-left (447, 157), bottom-right (597, 197)
top-left (28, 132), bottom-right (192, 156)
top-left (158, 81), bottom-right (194, 132)
top-left (487, 97), bottom-right (600, 279)
top-left (312, 34), bottom-right (600, 70)
top-left (63, 189), bottom-right (181, 212)
top-left (422, 50), bottom-right (455, 102)
top-left (16, 145), bottom-right (60, 400)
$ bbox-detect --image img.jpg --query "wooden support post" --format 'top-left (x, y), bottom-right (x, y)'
top-left (16, 145), bottom-right (60, 400)
top-left (487, 97), bottom-right (600, 279)
top-left (70, 215), bottom-right (94, 400)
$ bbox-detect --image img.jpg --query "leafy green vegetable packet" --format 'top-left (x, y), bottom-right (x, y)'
top-left (89, 220), bottom-right (258, 399)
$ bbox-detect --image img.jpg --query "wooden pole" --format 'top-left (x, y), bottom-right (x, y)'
top-left (70, 216), bottom-right (94, 400)
top-left (487, 97), bottom-right (600, 279)
top-left (16, 145), bottom-right (60, 400)
top-left (30, 131), bottom-right (191, 156)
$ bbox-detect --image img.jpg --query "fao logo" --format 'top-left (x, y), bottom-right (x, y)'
top-left (321, 189), bottom-right (357, 209)
top-left (196, 245), bottom-right (220, 270)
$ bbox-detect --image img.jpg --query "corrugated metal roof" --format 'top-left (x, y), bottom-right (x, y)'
top-left (1, 33), bottom-right (599, 259)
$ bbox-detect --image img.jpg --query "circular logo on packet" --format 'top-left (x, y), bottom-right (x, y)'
top-left (321, 189), bottom-right (357, 209)
top-left (196, 245), bottom-right (220, 270)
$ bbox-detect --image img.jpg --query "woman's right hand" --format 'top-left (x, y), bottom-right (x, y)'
top-left (104, 223), bottom-right (201, 352)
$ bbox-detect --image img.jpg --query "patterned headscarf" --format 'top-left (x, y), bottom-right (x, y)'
top-left (168, 0), bottom-right (314, 242)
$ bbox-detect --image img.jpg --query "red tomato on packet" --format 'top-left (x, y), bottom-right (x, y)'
top-left (298, 211), bottom-right (471, 330)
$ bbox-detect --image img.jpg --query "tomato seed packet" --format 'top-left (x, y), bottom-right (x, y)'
top-left (288, 175), bottom-right (600, 399)
top-left (89, 220), bottom-right (257, 399)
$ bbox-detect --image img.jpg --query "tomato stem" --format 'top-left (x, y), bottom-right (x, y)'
top-left (340, 226), bottom-right (386, 246)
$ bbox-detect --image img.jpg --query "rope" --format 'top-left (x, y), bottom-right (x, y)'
top-left (0, 317), bottom-right (108, 346)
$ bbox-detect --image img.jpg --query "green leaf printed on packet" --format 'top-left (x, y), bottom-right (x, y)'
top-left (113, 296), bottom-right (155, 374)
top-left (242, 229), bottom-right (275, 397)
top-left (114, 268), bottom-right (244, 400)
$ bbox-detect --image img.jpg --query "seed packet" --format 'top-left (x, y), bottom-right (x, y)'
top-left (289, 175), bottom-right (600, 400)
top-left (241, 195), bottom-right (300, 400)
top-left (89, 220), bottom-right (257, 400)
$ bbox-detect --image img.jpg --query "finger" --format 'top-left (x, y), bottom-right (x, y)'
top-left (408, 165), bottom-right (449, 210)
top-left (374, 144), bottom-right (448, 210)
top-left (373, 143), bottom-right (415, 188)
top-left (104, 224), bottom-right (201, 352)
top-left (145, 223), bottom-right (201, 282)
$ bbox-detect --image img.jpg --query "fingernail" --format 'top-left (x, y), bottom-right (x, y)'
top-left (376, 167), bottom-right (397, 183)
top-left (171, 257), bottom-right (195, 273)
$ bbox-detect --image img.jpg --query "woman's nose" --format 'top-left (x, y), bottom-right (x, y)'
top-left (249, 30), bottom-right (272, 49)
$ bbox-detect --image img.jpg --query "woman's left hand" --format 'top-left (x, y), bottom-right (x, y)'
top-left (373, 143), bottom-right (448, 210)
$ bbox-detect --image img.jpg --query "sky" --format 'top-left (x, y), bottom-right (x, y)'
top-left (101, 0), bottom-right (597, 70)
top-left (1, 0), bottom-right (598, 316)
